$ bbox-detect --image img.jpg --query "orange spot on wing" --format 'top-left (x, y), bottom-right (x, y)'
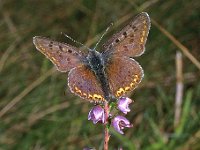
top-left (116, 88), bottom-right (125, 97)
top-left (140, 37), bottom-right (144, 43)
top-left (74, 86), bottom-right (82, 95)
top-left (93, 94), bottom-right (104, 101)
top-left (73, 86), bottom-right (105, 102)
top-left (115, 74), bottom-right (141, 98)
top-left (125, 86), bottom-right (130, 91)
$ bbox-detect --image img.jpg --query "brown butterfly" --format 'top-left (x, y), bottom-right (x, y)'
top-left (33, 12), bottom-right (150, 103)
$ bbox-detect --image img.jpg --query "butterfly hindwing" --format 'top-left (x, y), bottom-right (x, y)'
top-left (105, 56), bottom-right (143, 98)
top-left (33, 36), bottom-right (85, 72)
top-left (103, 12), bottom-right (150, 57)
top-left (68, 65), bottom-right (105, 102)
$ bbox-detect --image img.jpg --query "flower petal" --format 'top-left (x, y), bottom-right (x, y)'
top-left (118, 97), bottom-right (133, 114)
top-left (112, 115), bottom-right (133, 134)
top-left (88, 105), bottom-right (105, 124)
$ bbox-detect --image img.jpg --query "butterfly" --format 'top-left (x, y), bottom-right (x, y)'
top-left (33, 12), bottom-right (150, 103)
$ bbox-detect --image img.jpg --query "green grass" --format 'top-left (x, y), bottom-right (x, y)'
top-left (1, 0), bottom-right (200, 149)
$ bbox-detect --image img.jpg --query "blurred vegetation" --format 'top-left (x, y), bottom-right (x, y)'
top-left (0, 0), bottom-right (200, 149)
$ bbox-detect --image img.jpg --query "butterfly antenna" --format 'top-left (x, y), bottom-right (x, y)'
top-left (61, 32), bottom-right (91, 51)
top-left (93, 22), bottom-right (113, 50)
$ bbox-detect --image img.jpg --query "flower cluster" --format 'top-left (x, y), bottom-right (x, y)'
top-left (88, 97), bottom-right (133, 134)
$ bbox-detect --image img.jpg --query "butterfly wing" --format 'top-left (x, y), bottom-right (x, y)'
top-left (105, 56), bottom-right (143, 98)
top-left (33, 36), bottom-right (85, 72)
top-left (68, 65), bottom-right (105, 102)
top-left (103, 12), bottom-right (150, 57)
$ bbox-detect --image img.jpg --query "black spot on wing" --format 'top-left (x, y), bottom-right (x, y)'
top-left (115, 39), bottom-right (120, 43)
top-left (48, 41), bottom-right (53, 49)
top-left (123, 32), bottom-right (128, 37)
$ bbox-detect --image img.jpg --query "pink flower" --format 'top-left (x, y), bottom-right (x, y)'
top-left (118, 97), bottom-right (133, 114)
top-left (88, 106), bottom-right (105, 124)
top-left (112, 116), bottom-right (133, 134)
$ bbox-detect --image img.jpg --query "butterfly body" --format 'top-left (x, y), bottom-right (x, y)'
top-left (86, 50), bottom-right (111, 100)
top-left (33, 12), bottom-right (150, 103)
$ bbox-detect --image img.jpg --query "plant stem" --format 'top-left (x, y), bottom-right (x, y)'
top-left (104, 101), bottom-right (110, 150)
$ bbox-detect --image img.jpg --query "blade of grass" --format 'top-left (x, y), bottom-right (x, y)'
top-left (174, 52), bottom-right (184, 127)
top-left (175, 90), bottom-right (193, 135)
top-left (0, 68), bottom-right (56, 118)
top-left (111, 128), bottom-right (136, 150)
top-left (152, 19), bottom-right (200, 70)
top-left (146, 118), bottom-right (167, 150)
top-left (169, 90), bottom-right (193, 148)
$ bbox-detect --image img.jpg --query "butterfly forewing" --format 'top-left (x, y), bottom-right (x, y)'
top-left (106, 57), bottom-right (143, 98)
top-left (68, 65), bottom-right (105, 102)
top-left (103, 12), bottom-right (150, 57)
top-left (33, 36), bottom-right (85, 72)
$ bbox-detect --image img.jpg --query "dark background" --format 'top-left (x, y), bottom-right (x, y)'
top-left (0, 0), bottom-right (200, 149)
